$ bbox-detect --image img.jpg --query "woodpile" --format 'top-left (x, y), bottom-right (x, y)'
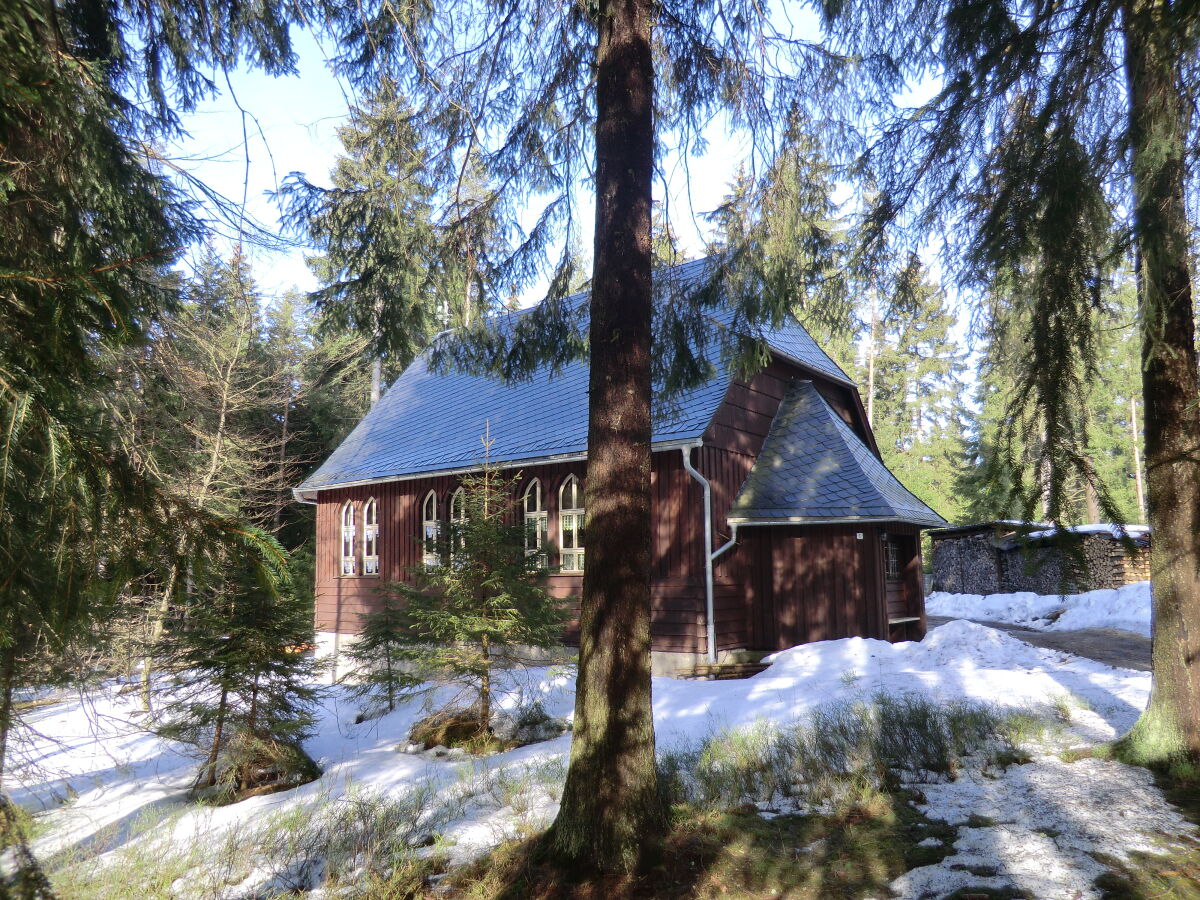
top-left (930, 522), bottom-right (1150, 595)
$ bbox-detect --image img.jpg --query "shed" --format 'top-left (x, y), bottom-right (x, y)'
top-left (929, 521), bottom-right (1151, 596)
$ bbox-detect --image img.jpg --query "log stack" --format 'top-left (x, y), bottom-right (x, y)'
top-left (930, 522), bottom-right (1150, 596)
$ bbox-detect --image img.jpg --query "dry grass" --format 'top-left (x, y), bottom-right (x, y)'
top-left (433, 795), bottom-right (958, 900)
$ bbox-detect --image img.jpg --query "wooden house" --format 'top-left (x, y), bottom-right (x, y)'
top-left (294, 259), bottom-right (947, 674)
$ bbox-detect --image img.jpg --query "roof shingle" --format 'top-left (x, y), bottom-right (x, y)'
top-left (728, 381), bottom-right (946, 527)
top-left (298, 257), bottom-right (850, 493)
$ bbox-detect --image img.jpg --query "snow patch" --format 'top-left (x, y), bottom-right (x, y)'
top-left (928, 581), bottom-right (1152, 637)
top-left (9, 622), bottom-right (1185, 896)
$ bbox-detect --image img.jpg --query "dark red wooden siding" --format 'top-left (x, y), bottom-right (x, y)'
top-left (314, 453), bottom-right (708, 654)
top-left (712, 524), bottom-right (888, 650)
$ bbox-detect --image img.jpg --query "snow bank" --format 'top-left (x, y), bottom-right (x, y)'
top-left (927, 581), bottom-right (1152, 637)
top-left (11, 621), bottom-right (1156, 887)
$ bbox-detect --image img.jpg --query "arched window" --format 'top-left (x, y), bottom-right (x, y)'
top-left (421, 491), bottom-right (440, 569)
top-left (523, 479), bottom-right (548, 557)
top-left (449, 486), bottom-right (467, 558)
top-left (340, 501), bottom-right (357, 575)
top-left (362, 498), bottom-right (380, 575)
top-left (558, 475), bottom-right (585, 573)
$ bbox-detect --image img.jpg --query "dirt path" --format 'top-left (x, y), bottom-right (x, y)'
top-left (926, 616), bottom-right (1151, 671)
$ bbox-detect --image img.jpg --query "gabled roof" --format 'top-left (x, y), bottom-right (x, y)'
top-left (728, 381), bottom-right (946, 527)
top-left (297, 258), bottom-right (851, 496)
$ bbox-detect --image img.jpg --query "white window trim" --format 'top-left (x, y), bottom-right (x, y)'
top-left (421, 490), bottom-right (440, 569)
top-left (885, 539), bottom-right (902, 580)
top-left (340, 501), bottom-right (357, 576)
top-left (523, 479), bottom-right (548, 557)
top-left (449, 486), bottom-right (467, 558)
top-left (558, 475), bottom-right (584, 573)
top-left (362, 497), bottom-right (379, 576)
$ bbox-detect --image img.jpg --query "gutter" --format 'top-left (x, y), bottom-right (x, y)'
top-left (682, 446), bottom-right (740, 665)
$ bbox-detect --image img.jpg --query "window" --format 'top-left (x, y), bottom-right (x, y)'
top-left (449, 486), bottom-right (467, 558)
top-left (421, 491), bottom-right (440, 569)
top-left (340, 502), bottom-right (357, 575)
top-left (885, 539), bottom-right (902, 580)
top-left (363, 498), bottom-right (379, 575)
top-left (523, 479), bottom-right (548, 557)
top-left (558, 475), bottom-right (585, 573)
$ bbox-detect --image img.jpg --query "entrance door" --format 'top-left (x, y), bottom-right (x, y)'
top-left (884, 535), bottom-right (920, 640)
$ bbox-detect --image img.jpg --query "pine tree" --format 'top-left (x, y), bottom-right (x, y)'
top-left (388, 445), bottom-right (565, 738)
top-left (155, 546), bottom-right (321, 798)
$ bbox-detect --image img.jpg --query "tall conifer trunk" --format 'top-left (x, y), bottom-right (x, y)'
top-left (546, 0), bottom-right (664, 871)
top-left (1118, 0), bottom-right (1200, 764)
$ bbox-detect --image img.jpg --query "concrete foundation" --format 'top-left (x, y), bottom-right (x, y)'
top-left (315, 631), bottom-right (762, 681)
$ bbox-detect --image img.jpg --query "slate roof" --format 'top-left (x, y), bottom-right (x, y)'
top-left (297, 257), bottom-right (852, 494)
top-left (728, 381), bottom-right (947, 527)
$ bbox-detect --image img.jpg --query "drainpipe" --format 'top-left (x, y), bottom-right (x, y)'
top-left (681, 446), bottom-right (722, 664)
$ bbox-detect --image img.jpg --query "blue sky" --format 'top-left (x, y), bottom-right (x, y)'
top-left (172, 31), bottom-right (768, 303)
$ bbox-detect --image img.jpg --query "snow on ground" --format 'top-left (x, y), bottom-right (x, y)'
top-left (1022, 523), bottom-right (1150, 541)
top-left (927, 580), bottom-right (1152, 637)
top-left (9, 621), bottom-right (1194, 900)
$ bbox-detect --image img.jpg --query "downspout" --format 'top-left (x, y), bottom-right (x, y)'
top-left (682, 446), bottom-right (726, 665)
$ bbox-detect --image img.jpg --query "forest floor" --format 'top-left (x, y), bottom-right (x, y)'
top-left (5, 619), bottom-right (1198, 899)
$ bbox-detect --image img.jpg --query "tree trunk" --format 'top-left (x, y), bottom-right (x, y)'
top-left (479, 632), bottom-right (491, 736)
top-left (0, 643), bottom-right (18, 784)
top-left (1130, 395), bottom-right (1147, 520)
top-left (1116, 0), bottom-right (1200, 767)
top-left (866, 290), bottom-right (878, 428)
top-left (370, 357), bottom-right (382, 406)
top-left (203, 687), bottom-right (229, 788)
top-left (273, 388), bottom-right (292, 532)
top-left (546, 0), bottom-right (664, 872)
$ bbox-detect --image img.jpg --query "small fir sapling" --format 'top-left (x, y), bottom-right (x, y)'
top-left (153, 545), bottom-right (322, 799)
top-left (344, 589), bottom-right (419, 715)
top-left (390, 433), bottom-right (566, 742)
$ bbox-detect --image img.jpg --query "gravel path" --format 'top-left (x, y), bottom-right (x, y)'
top-left (926, 616), bottom-right (1151, 671)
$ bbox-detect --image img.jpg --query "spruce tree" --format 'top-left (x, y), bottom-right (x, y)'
top-left (0, 0), bottom-right (303, 779)
top-left (388, 448), bottom-right (565, 738)
top-left (155, 546), bottom-right (321, 798)
top-left (343, 591), bottom-right (417, 716)
top-left (828, 0), bottom-right (1200, 765)
top-left (706, 125), bottom-right (857, 373)
top-left (864, 256), bottom-right (968, 522)
top-left (315, 0), bottom-right (868, 869)
top-left (279, 80), bottom-right (494, 404)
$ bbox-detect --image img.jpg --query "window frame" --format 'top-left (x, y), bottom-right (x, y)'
top-left (340, 501), bottom-right (357, 576)
top-left (523, 478), bottom-right (548, 558)
top-left (448, 486), bottom-right (467, 558)
top-left (421, 490), bottom-right (441, 569)
top-left (362, 497), bottom-right (380, 576)
top-left (884, 538), bottom-right (903, 581)
top-left (558, 475), bottom-right (585, 573)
